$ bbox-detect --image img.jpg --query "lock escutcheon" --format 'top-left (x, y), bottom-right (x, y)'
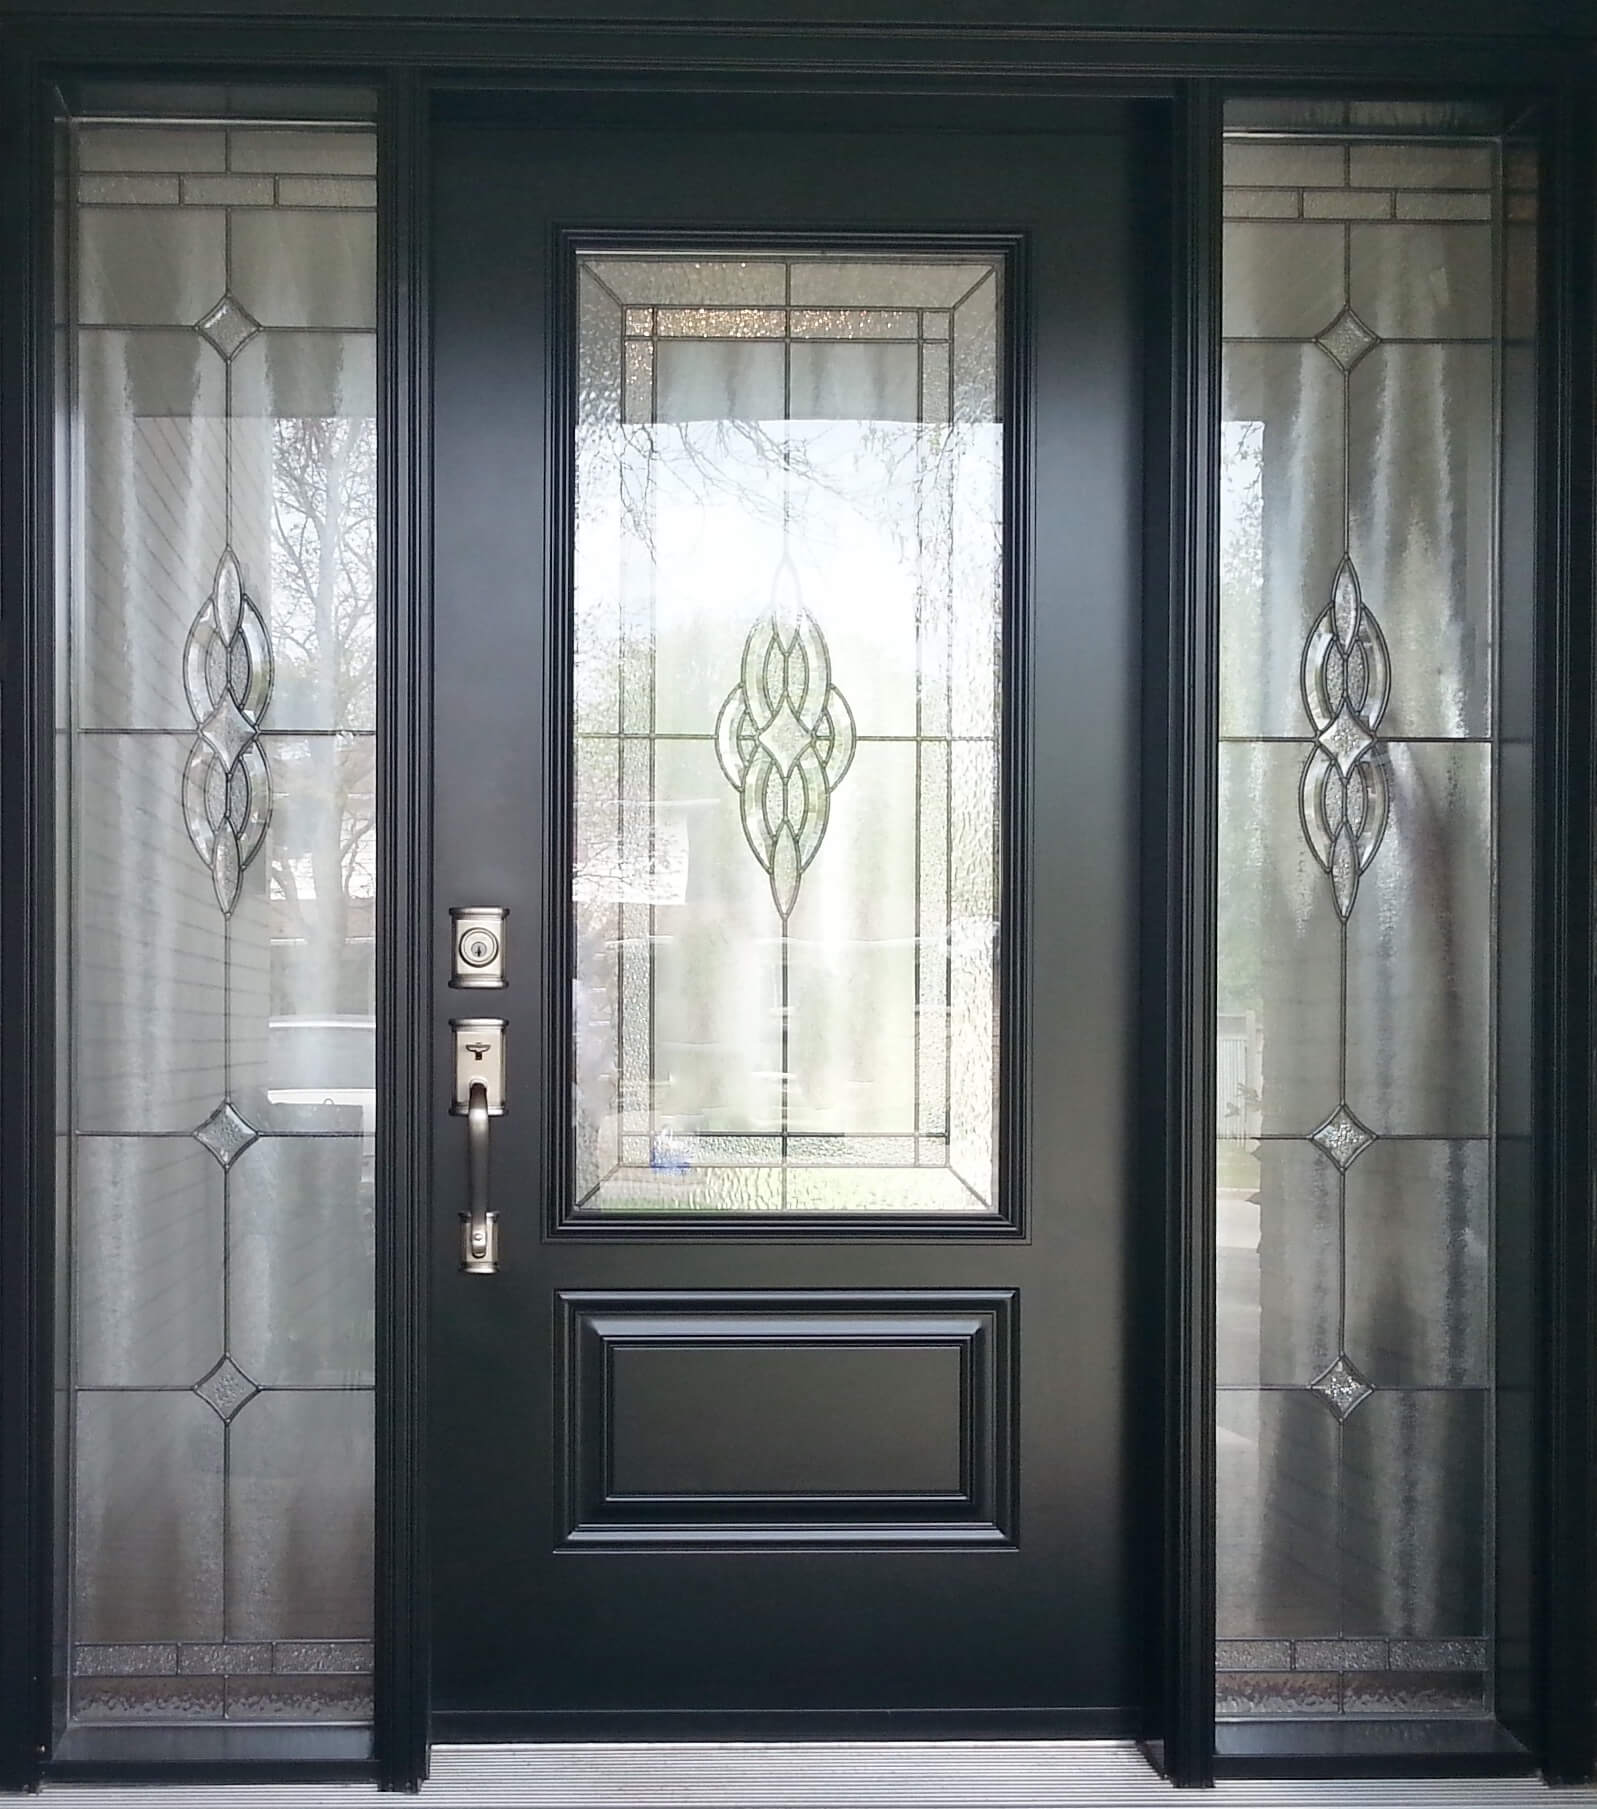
top-left (450, 905), bottom-right (507, 988)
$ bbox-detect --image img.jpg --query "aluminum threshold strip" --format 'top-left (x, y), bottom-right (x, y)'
top-left (22, 1743), bottom-right (1597, 1808)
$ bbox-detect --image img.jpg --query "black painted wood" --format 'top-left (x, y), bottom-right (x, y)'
top-left (0, 38), bottom-right (55, 1797)
top-left (429, 108), bottom-right (1148, 1729)
top-left (0, 0), bottom-right (1591, 26)
top-left (1536, 76), bottom-right (1597, 1791)
top-left (374, 66), bottom-right (434, 1796)
top-left (1154, 78), bottom-right (1220, 1792)
top-left (559, 1294), bottom-right (1014, 1545)
top-left (0, 11), bottom-right (1591, 91)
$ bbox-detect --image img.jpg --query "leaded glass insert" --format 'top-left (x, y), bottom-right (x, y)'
top-left (59, 111), bottom-right (377, 1740)
top-left (572, 251), bottom-right (1004, 1216)
top-left (1216, 117), bottom-right (1536, 1727)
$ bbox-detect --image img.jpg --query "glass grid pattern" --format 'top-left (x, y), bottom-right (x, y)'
top-left (58, 118), bottom-right (377, 1730)
top-left (1215, 130), bottom-right (1533, 1721)
top-left (572, 253), bottom-right (1004, 1215)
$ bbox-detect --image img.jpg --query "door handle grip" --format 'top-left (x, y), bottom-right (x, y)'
top-left (461, 1078), bottom-right (500, 1274)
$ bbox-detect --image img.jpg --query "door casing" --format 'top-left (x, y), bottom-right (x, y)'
top-left (0, 15), bottom-right (1591, 1793)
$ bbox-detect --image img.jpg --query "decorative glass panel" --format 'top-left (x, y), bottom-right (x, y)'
top-left (58, 111), bottom-right (376, 1742)
top-left (571, 251), bottom-right (1003, 1216)
top-left (1216, 116), bottom-right (1535, 1726)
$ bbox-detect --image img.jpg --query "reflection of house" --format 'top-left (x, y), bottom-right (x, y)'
top-left (1216, 1010), bottom-right (1260, 1143)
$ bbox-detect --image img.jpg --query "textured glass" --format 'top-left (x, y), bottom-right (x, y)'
top-left (1347, 347), bottom-right (1493, 737)
top-left (58, 116), bottom-right (375, 1735)
top-left (1342, 1390), bottom-right (1486, 1637)
top-left (572, 251), bottom-right (1003, 1215)
top-left (74, 1392), bottom-right (224, 1643)
top-left (1216, 1390), bottom-right (1340, 1638)
top-left (228, 1136), bottom-right (375, 1386)
top-left (1222, 224), bottom-right (1345, 338)
top-left (79, 332), bottom-right (227, 730)
top-left (1220, 348), bottom-right (1345, 737)
top-left (1343, 743), bottom-right (1490, 1134)
top-left (1217, 1141), bottom-right (1338, 1389)
top-left (76, 735), bottom-right (229, 1130)
top-left (1216, 742), bottom-right (1342, 1132)
top-left (226, 1391), bottom-right (373, 1641)
top-left (1218, 123), bottom-right (1516, 1721)
top-left (74, 1139), bottom-right (223, 1386)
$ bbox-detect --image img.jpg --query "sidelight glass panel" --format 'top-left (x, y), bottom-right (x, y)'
top-left (571, 251), bottom-right (1004, 1216)
top-left (1216, 113), bottom-right (1536, 1731)
top-left (56, 107), bottom-right (376, 1746)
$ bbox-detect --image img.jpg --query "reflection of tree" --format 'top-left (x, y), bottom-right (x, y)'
top-left (270, 417), bottom-right (376, 728)
top-left (267, 417), bottom-right (377, 1016)
top-left (571, 336), bottom-right (1004, 1166)
top-left (1217, 421), bottom-right (1266, 1018)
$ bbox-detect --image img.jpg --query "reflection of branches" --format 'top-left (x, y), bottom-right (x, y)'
top-left (1220, 420), bottom-right (1265, 617)
top-left (266, 417), bottom-right (377, 1015)
top-left (580, 411), bottom-right (994, 579)
top-left (270, 418), bottom-right (377, 730)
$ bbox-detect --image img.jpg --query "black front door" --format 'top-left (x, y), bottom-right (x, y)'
top-left (429, 106), bottom-right (1148, 1733)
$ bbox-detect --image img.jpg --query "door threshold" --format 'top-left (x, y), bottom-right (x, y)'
top-left (433, 1708), bottom-right (1139, 1741)
top-left (27, 1742), bottom-right (1597, 1805)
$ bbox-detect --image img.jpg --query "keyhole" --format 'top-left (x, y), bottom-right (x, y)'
top-left (461, 928), bottom-right (499, 967)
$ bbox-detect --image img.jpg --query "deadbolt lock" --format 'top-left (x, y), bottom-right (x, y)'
top-left (450, 906), bottom-right (507, 988)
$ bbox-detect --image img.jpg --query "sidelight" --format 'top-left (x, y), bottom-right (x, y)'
top-left (1215, 105), bottom-right (1536, 1739)
top-left (570, 250), bottom-right (1007, 1218)
top-left (53, 102), bottom-right (378, 1751)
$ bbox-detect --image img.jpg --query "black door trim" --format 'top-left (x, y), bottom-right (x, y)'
top-left (1535, 76), bottom-right (1597, 1789)
top-left (1145, 75), bottom-right (1222, 1791)
top-left (373, 64), bottom-right (435, 1798)
top-left (0, 16), bottom-right (1592, 1795)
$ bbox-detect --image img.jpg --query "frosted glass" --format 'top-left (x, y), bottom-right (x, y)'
top-left (572, 251), bottom-right (1004, 1215)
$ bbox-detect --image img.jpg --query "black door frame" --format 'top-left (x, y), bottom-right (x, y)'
top-left (0, 13), bottom-right (1591, 1794)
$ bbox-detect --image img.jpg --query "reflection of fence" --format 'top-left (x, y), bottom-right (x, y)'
top-left (1217, 1011), bottom-right (1261, 1143)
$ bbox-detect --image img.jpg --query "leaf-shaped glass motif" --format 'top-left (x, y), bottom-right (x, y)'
top-left (1298, 553), bottom-right (1390, 922)
top-left (715, 608), bottom-right (856, 921)
top-left (182, 547), bottom-right (275, 914)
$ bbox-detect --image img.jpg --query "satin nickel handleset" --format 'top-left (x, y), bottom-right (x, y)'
top-left (449, 908), bottom-right (508, 1273)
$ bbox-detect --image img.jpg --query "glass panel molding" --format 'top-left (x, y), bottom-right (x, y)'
top-left (57, 112), bottom-right (377, 1739)
top-left (1216, 117), bottom-right (1533, 1725)
top-left (571, 251), bottom-right (1004, 1216)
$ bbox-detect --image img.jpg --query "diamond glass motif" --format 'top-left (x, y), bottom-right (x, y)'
top-left (199, 693), bottom-right (258, 771)
top-left (193, 1099), bottom-right (259, 1170)
top-left (1317, 704), bottom-right (1373, 776)
top-left (1311, 1103), bottom-right (1375, 1171)
top-left (195, 295), bottom-right (260, 361)
top-left (1315, 306), bottom-right (1380, 373)
top-left (192, 1355), bottom-right (260, 1423)
top-left (1311, 1354), bottom-right (1374, 1421)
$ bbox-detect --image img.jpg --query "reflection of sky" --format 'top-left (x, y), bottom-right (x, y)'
top-left (1219, 418), bottom-right (1264, 619)
top-left (572, 413), bottom-right (1003, 1179)
top-left (576, 419), bottom-right (1002, 741)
